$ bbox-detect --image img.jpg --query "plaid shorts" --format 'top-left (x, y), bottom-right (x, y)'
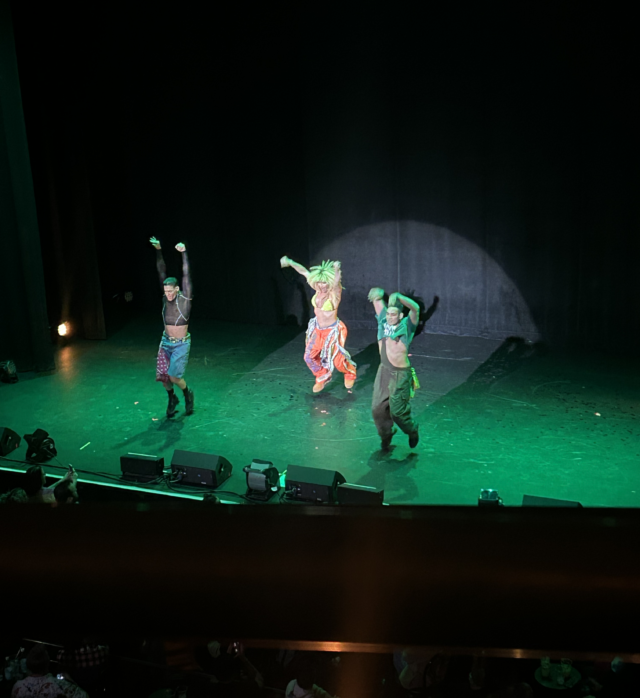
top-left (156, 333), bottom-right (191, 381)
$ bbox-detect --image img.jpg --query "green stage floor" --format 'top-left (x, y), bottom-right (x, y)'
top-left (1, 315), bottom-right (638, 506)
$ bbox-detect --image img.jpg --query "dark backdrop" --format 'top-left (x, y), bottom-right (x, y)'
top-left (10, 3), bottom-right (639, 351)
top-left (0, 0), bottom-right (53, 371)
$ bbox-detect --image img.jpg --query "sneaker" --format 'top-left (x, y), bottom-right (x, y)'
top-left (344, 375), bottom-right (356, 389)
top-left (409, 426), bottom-right (420, 448)
top-left (166, 391), bottom-right (179, 417)
top-left (312, 381), bottom-right (325, 393)
top-left (184, 389), bottom-right (195, 415)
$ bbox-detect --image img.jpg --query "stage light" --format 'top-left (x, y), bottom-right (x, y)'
top-left (0, 360), bottom-right (18, 384)
top-left (23, 428), bottom-right (57, 463)
top-left (243, 459), bottom-right (280, 501)
top-left (58, 322), bottom-right (69, 336)
top-left (478, 489), bottom-right (503, 506)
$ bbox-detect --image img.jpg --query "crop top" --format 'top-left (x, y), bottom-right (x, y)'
top-left (376, 308), bottom-right (416, 348)
top-left (311, 293), bottom-right (335, 312)
top-left (157, 249), bottom-right (192, 326)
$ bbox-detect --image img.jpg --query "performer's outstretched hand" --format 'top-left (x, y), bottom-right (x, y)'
top-left (175, 242), bottom-right (186, 253)
top-left (150, 237), bottom-right (161, 249)
top-left (368, 287), bottom-right (384, 302)
top-left (280, 255), bottom-right (290, 268)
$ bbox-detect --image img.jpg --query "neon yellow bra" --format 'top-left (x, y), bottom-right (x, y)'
top-left (312, 294), bottom-right (335, 312)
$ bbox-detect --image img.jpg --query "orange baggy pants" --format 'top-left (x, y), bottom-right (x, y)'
top-left (304, 319), bottom-right (357, 385)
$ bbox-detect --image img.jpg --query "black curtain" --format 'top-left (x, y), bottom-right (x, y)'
top-left (0, 0), bottom-right (53, 372)
top-left (10, 4), bottom-right (640, 352)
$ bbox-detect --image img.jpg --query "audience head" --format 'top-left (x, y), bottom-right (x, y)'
top-left (0, 488), bottom-right (28, 504)
top-left (294, 663), bottom-right (315, 691)
top-left (25, 465), bottom-right (46, 496)
top-left (26, 644), bottom-right (50, 675)
top-left (290, 653), bottom-right (323, 691)
top-left (611, 656), bottom-right (624, 673)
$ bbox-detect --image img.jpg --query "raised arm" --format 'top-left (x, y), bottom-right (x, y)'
top-left (389, 292), bottom-right (419, 326)
top-left (176, 242), bottom-right (192, 298)
top-left (280, 255), bottom-right (310, 280)
top-left (51, 467), bottom-right (77, 491)
top-left (150, 237), bottom-right (166, 286)
top-left (332, 261), bottom-right (342, 290)
top-left (368, 287), bottom-right (387, 317)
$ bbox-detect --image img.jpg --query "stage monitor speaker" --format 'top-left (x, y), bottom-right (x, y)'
top-left (285, 464), bottom-right (346, 504)
top-left (0, 427), bottom-right (21, 457)
top-left (171, 449), bottom-right (232, 488)
top-left (337, 483), bottom-right (384, 506)
top-left (120, 453), bottom-right (164, 482)
top-left (522, 494), bottom-right (582, 508)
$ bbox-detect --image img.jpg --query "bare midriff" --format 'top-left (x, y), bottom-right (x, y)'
top-left (379, 338), bottom-right (411, 368)
top-left (164, 324), bottom-right (189, 339)
top-left (314, 298), bottom-right (338, 329)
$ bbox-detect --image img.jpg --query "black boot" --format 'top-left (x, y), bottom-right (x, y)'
top-left (409, 425), bottom-right (420, 449)
top-left (184, 388), bottom-right (194, 416)
top-left (166, 390), bottom-right (179, 417)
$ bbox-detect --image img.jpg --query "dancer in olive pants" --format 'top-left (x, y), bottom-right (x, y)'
top-left (368, 287), bottom-right (420, 450)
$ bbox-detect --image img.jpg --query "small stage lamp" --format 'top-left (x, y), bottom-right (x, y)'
top-left (243, 459), bottom-right (280, 502)
top-left (0, 360), bottom-right (18, 384)
top-left (478, 488), bottom-right (503, 507)
top-left (24, 428), bottom-right (57, 463)
top-left (58, 322), bottom-right (69, 336)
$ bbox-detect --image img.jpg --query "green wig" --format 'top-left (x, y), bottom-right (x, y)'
top-left (307, 260), bottom-right (338, 289)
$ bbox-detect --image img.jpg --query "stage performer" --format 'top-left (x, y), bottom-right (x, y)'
top-left (280, 256), bottom-right (356, 393)
top-left (368, 287), bottom-right (420, 450)
top-left (150, 237), bottom-right (195, 417)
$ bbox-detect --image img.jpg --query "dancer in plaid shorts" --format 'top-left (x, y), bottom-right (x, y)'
top-left (150, 237), bottom-right (195, 417)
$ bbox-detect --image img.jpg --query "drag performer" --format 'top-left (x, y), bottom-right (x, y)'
top-left (368, 287), bottom-right (420, 450)
top-left (280, 256), bottom-right (356, 393)
top-left (150, 237), bottom-right (194, 416)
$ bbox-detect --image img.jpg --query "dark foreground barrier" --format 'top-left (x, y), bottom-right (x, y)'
top-left (1, 502), bottom-right (640, 660)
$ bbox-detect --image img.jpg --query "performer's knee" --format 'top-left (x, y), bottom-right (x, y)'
top-left (390, 396), bottom-right (410, 421)
top-left (372, 400), bottom-right (388, 420)
top-left (305, 352), bottom-right (321, 371)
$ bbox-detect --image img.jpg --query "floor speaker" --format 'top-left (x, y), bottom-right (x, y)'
top-left (171, 449), bottom-right (232, 488)
top-left (0, 427), bottom-right (21, 457)
top-left (285, 464), bottom-right (346, 504)
top-left (120, 453), bottom-right (164, 482)
top-left (337, 483), bottom-right (385, 506)
top-left (522, 494), bottom-right (582, 507)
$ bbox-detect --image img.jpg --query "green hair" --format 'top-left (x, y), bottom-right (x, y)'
top-left (307, 260), bottom-right (337, 289)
